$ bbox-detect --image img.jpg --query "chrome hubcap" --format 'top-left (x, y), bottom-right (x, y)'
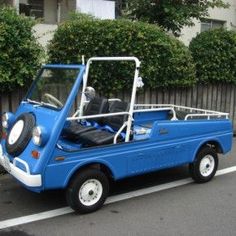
top-left (79, 179), bottom-right (103, 206)
top-left (200, 155), bottom-right (215, 177)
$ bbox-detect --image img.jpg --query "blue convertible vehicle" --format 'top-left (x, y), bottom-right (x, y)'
top-left (0, 57), bottom-right (233, 213)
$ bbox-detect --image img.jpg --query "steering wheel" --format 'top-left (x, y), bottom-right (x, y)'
top-left (43, 93), bottom-right (63, 108)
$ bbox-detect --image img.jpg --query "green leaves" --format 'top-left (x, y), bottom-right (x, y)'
top-left (189, 28), bottom-right (236, 84)
top-left (0, 7), bottom-right (43, 92)
top-left (123, 0), bottom-right (229, 36)
top-left (48, 14), bottom-right (196, 95)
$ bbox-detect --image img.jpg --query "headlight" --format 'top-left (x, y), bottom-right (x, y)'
top-left (32, 126), bottom-right (49, 146)
top-left (32, 126), bottom-right (42, 146)
top-left (2, 112), bottom-right (14, 129)
top-left (2, 113), bottom-right (9, 129)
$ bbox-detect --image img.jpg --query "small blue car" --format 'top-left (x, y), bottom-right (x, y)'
top-left (0, 57), bottom-right (233, 213)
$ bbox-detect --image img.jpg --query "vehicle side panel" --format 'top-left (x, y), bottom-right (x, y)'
top-left (43, 119), bottom-right (232, 190)
top-left (157, 120), bottom-right (232, 151)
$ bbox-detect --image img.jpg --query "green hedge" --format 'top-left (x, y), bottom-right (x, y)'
top-left (189, 28), bottom-right (236, 84)
top-left (0, 7), bottom-right (43, 92)
top-left (48, 15), bottom-right (196, 95)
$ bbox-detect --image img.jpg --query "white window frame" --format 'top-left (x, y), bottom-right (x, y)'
top-left (201, 19), bottom-right (226, 32)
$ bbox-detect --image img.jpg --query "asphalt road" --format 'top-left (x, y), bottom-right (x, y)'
top-left (0, 140), bottom-right (236, 236)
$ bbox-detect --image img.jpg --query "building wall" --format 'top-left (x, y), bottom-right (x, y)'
top-left (34, 0), bottom-right (115, 48)
top-left (43, 0), bottom-right (77, 24)
top-left (44, 0), bottom-right (57, 24)
top-left (179, 0), bottom-right (236, 45)
top-left (76, 0), bottom-right (115, 19)
top-left (60, 0), bottom-right (76, 21)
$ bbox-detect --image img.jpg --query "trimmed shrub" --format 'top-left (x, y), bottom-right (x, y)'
top-left (48, 15), bottom-right (196, 95)
top-left (0, 7), bottom-right (43, 92)
top-left (189, 28), bottom-right (236, 84)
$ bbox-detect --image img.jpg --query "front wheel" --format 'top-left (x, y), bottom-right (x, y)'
top-left (189, 146), bottom-right (218, 183)
top-left (66, 169), bottom-right (109, 214)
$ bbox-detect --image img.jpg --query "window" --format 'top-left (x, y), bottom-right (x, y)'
top-left (28, 68), bottom-right (80, 110)
top-left (19, 0), bottom-right (44, 19)
top-left (201, 19), bottom-right (225, 32)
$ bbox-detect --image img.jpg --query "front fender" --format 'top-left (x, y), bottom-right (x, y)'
top-left (63, 159), bottom-right (116, 188)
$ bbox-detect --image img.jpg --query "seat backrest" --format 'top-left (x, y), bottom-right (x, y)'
top-left (84, 97), bottom-right (109, 122)
top-left (103, 101), bottom-right (129, 130)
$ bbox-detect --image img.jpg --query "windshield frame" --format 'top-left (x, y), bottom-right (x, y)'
top-left (24, 64), bottom-right (83, 111)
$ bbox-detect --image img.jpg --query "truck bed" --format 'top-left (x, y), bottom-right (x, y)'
top-left (134, 104), bottom-right (229, 121)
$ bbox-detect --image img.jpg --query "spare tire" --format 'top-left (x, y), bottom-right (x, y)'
top-left (6, 113), bottom-right (35, 157)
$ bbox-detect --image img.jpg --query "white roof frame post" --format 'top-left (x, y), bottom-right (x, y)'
top-left (126, 57), bottom-right (141, 142)
top-left (79, 57), bottom-right (141, 142)
top-left (79, 59), bottom-right (91, 117)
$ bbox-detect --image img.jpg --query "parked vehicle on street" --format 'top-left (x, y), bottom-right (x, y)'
top-left (0, 57), bottom-right (233, 213)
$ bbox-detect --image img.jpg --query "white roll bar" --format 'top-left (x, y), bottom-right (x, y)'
top-left (70, 56), bottom-right (229, 145)
top-left (78, 57), bottom-right (141, 142)
top-left (67, 112), bottom-right (129, 121)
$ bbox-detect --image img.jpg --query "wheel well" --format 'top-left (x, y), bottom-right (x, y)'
top-left (68, 163), bottom-right (114, 186)
top-left (198, 141), bottom-right (223, 154)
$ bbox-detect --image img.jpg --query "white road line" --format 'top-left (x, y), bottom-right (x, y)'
top-left (215, 166), bottom-right (236, 176)
top-left (106, 178), bottom-right (192, 204)
top-left (0, 208), bottom-right (73, 231)
top-left (0, 165), bottom-right (236, 230)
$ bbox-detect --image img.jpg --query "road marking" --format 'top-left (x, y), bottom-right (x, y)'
top-left (215, 166), bottom-right (236, 176)
top-left (0, 165), bottom-right (236, 230)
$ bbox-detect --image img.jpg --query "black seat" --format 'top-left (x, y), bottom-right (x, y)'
top-left (79, 101), bottom-right (129, 147)
top-left (62, 97), bottom-right (109, 141)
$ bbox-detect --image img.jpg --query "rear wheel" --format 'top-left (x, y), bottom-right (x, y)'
top-left (66, 168), bottom-right (109, 214)
top-left (190, 146), bottom-right (218, 183)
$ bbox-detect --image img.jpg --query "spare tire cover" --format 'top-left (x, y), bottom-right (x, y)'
top-left (6, 113), bottom-right (35, 157)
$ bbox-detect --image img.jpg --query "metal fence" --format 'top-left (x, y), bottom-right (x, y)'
top-left (1, 83), bottom-right (236, 131)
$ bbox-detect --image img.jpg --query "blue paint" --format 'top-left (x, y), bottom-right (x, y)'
top-left (0, 63), bottom-right (233, 194)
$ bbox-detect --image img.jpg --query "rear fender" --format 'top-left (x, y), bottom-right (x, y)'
top-left (193, 135), bottom-right (232, 162)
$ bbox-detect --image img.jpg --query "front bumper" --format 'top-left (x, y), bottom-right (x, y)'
top-left (0, 144), bottom-right (42, 187)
